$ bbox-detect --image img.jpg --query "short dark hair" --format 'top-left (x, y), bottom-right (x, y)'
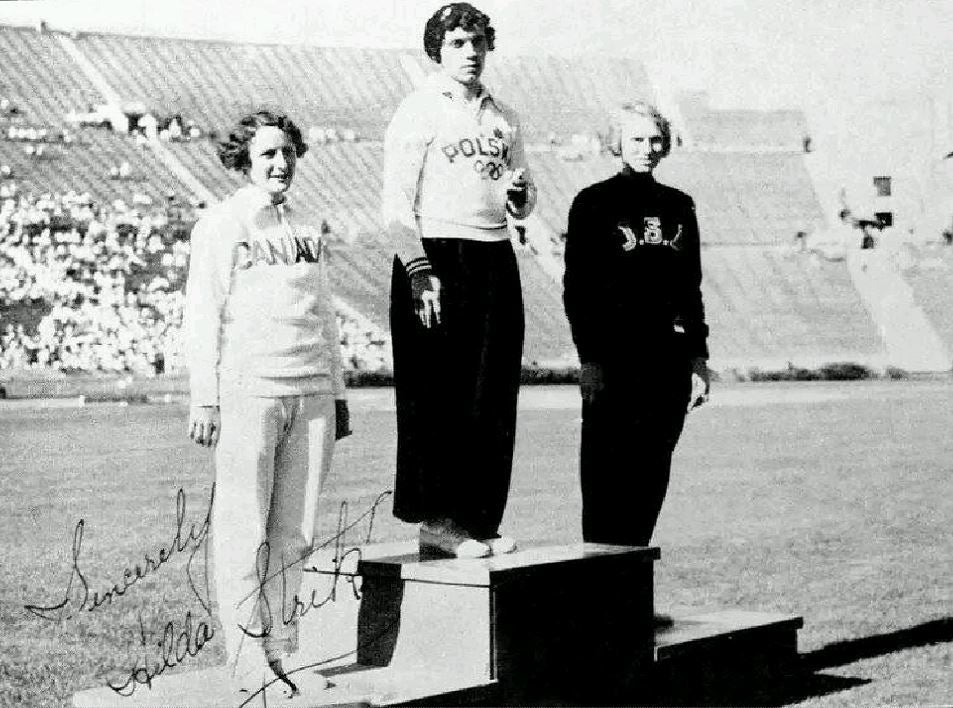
top-left (216, 110), bottom-right (308, 174)
top-left (423, 3), bottom-right (495, 63)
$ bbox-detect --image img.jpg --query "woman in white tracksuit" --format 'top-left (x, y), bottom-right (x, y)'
top-left (183, 110), bottom-right (349, 696)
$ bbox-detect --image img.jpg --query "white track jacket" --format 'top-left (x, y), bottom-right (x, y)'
top-left (183, 184), bottom-right (345, 406)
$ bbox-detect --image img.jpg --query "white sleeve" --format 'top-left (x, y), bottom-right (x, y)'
top-left (382, 95), bottom-right (433, 276)
top-left (182, 210), bottom-right (234, 407)
top-left (506, 115), bottom-right (537, 220)
top-left (321, 268), bottom-right (346, 399)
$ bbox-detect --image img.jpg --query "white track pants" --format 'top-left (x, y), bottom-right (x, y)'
top-left (212, 391), bottom-right (335, 679)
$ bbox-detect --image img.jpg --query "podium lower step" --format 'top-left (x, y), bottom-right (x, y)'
top-left (72, 664), bottom-right (498, 708)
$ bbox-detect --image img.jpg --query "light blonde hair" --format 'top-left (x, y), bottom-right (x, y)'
top-left (606, 100), bottom-right (672, 159)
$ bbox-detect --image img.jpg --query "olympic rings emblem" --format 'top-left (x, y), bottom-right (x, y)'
top-left (473, 159), bottom-right (504, 181)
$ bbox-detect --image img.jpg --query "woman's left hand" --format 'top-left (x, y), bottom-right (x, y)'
top-left (688, 358), bottom-right (710, 412)
top-left (335, 399), bottom-right (352, 440)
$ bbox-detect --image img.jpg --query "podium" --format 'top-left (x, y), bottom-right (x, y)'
top-left (354, 543), bottom-right (658, 700)
top-left (73, 542), bottom-right (802, 707)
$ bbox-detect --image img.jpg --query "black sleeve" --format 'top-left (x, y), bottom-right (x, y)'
top-left (563, 190), bottom-right (605, 364)
top-left (680, 197), bottom-right (709, 359)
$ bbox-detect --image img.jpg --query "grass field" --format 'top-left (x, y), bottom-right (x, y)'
top-left (2, 381), bottom-right (952, 707)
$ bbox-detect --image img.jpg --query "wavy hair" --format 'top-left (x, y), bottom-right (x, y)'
top-left (606, 100), bottom-right (673, 159)
top-left (216, 110), bottom-right (308, 174)
top-left (423, 3), bottom-right (495, 63)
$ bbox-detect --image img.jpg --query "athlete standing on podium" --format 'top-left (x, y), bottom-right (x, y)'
top-left (383, 3), bottom-right (536, 559)
top-left (563, 101), bottom-right (710, 547)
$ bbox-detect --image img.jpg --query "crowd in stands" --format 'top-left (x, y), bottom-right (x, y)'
top-left (107, 160), bottom-right (135, 181)
top-left (132, 112), bottom-right (204, 144)
top-left (5, 125), bottom-right (75, 144)
top-left (0, 98), bottom-right (19, 117)
top-left (308, 126), bottom-right (361, 144)
top-left (0, 189), bottom-right (392, 376)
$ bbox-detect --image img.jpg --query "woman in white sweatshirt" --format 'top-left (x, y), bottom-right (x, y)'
top-left (183, 110), bottom-right (348, 696)
top-left (383, 3), bottom-right (536, 559)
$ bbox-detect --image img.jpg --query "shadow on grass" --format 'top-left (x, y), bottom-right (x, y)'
top-left (647, 617), bottom-right (953, 707)
top-left (802, 617), bottom-right (953, 670)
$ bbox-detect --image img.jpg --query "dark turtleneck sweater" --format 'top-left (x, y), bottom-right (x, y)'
top-left (562, 167), bottom-right (709, 366)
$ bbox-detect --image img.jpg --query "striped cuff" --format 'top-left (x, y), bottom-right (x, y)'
top-left (404, 256), bottom-right (432, 278)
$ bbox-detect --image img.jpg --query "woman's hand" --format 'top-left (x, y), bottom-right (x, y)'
top-left (189, 405), bottom-right (220, 448)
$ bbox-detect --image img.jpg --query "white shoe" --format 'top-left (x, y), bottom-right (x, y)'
top-left (420, 519), bottom-right (491, 559)
top-left (485, 535), bottom-right (518, 555)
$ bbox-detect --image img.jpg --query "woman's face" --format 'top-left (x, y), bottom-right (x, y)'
top-left (247, 125), bottom-right (297, 198)
top-left (620, 114), bottom-right (665, 174)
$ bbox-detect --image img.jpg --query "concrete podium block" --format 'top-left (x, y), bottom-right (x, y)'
top-left (355, 542), bottom-right (660, 698)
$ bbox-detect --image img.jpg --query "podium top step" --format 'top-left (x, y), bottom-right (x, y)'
top-left (336, 542), bottom-right (660, 587)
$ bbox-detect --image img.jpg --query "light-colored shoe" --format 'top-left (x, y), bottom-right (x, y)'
top-left (485, 535), bottom-right (518, 555)
top-left (420, 519), bottom-right (490, 559)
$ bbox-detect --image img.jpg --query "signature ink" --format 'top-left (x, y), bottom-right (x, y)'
top-left (24, 486), bottom-right (214, 621)
top-left (106, 533), bottom-right (216, 697)
top-left (233, 490), bottom-right (392, 640)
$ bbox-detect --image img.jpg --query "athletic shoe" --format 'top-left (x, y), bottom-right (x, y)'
top-left (483, 534), bottom-right (517, 555)
top-left (419, 519), bottom-right (490, 559)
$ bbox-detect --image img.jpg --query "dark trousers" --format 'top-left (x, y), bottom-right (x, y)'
top-left (580, 359), bottom-right (692, 546)
top-left (390, 239), bottom-right (524, 539)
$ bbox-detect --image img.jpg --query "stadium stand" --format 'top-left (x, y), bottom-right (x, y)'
top-left (656, 151), bottom-right (826, 245)
top-left (702, 246), bottom-right (882, 366)
top-left (515, 251), bottom-right (575, 363)
top-left (0, 128), bottom-right (195, 204)
top-left (899, 243), bottom-right (953, 356)
top-left (0, 25), bottom-right (103, 125)
top-left (163, 139), bottom-right (243, 201)
top-left (529, 151), bottom-right (617, 237)
top-left (1, 21), bottom-right (928, 377)
top-left (679, 95), bottom-right (809, 151)
top-left (325, 237), bottom-right (393, 329)
top-left (483, 55), bottom-right (655, 140)
top-left (77, 33), bottom-right (412, 137)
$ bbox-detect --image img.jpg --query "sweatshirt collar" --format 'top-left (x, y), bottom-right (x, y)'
top-left (619, 165), bottom-right (657, 185)
top-left (236, 183), bottom-right (287, 212)
top-left (427, 71), bottom-right (499, 111)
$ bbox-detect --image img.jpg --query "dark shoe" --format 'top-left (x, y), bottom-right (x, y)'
top-left (420, 519), bottom-right (490, 559)
top-left (268, 658), bottom-right (301, 697)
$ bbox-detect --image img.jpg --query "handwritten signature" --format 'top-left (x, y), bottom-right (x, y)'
top-left (237, 491), bottom-right (392, 639)
top-left (24, 486), bottom-right (393, 701)
top-left (24, 486), bottom-right (213, 621)
top-left (107, 529), bottom-right (216, 696)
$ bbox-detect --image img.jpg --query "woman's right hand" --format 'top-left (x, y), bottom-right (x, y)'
top-left (579, 362), bottom-right (606, 405)
top-left (410, 272), bottom-right (441, 328)
top-left (189, 405), bottom-right (220, 448)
